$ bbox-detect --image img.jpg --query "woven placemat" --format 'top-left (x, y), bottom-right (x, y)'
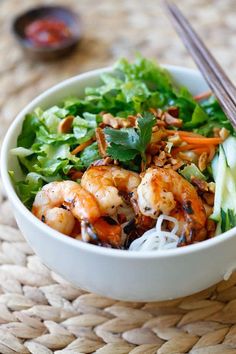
top-left (1, 189), bottom-right (236, 354)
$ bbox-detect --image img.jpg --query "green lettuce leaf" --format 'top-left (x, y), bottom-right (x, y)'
top-left (17, 113), bottom-right (40, 148)
top-left (80, 142), bottom-right (101, 168)
top-left (184, 105), bottom-right (208, 129)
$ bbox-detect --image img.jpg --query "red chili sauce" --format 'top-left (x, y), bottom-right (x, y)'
top-left (25, 18), bottom-right (71, 47)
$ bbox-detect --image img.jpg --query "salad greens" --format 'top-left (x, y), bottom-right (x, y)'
top-left (12, 55), bottom-right (234, 209)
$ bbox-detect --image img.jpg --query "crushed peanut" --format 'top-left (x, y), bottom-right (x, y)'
top-left (198, 151), bottom-right (208, 171)
top-left (153, 156), bottom-right (165, 167)
top-left (170, 157), bottom-right (178, 165)
top-left (149, 107), bottom-right (163, 119)
top-left (102, 113), bottom-right (119, 128)
top-left (219, 127), bottom-right (230, 140)
top-left (151, 129), bottom-right (168, 143)
top-left (102, 113), bottom-right (133, 128)
top-left (152, 126), bottom-right (159, 132)
top-left (159, 151), bottom-right (167, 160)
top-left (167, 134), bottom-right (182, 146)
top-left (203, 203), bottom-right (213, 218)
top-left (153, 150), bottom-right (167, 167)
top-left (147, 143), bottom-right (161, 155)
top-left (164, 112), bottom-right (183, 127)
top-left (171, 160), bottom-right (184, 170)
top-left (213, 127), bottom-right (230, 140)
top-left (208, 182), bottom-right (216, 193)
top-left (58, 115), bottom-right (74, 133)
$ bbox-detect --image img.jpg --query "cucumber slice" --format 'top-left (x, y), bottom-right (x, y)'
top-left (179, 163), bottom-right (206, 181)
top-left (211, 137), bottom-right (236, 233)
top-left (210, 145), bottom-right (227, 221)
top-left (223, 136), bottom-right (236, 176)
top-left (211, 154), bottom-right (219, 182)
top-left (222, 168), bottom-right (236, 211)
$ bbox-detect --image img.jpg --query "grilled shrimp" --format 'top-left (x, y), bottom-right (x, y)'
top-left (32, 181), bottom-right (121, 247)
top-left (81, 166), bottom-right (141, 215)
top-left (137, 167), bottom-right (207, 244)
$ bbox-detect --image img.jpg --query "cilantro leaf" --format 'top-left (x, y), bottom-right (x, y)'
top-left (106, 144), bottom-right (138, 161)
top-left (105, 127), bottom-right (139, 149)
top-left (137, 112), bottom-right (155, 156)
top-left (104, 112), bottom-right (155, 162)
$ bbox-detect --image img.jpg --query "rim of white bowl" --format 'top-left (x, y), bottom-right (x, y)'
top-left (1, 64), bottom-right (236, 259)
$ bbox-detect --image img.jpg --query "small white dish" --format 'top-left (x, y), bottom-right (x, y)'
top-left (1, 65), bottom-right (236, 301)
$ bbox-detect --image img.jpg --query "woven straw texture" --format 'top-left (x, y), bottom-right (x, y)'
top-left (1, 0), bottom-right (236, 353)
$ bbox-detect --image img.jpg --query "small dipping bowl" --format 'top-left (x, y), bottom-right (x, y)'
top-left (12, 5), bottom-right (82, 60)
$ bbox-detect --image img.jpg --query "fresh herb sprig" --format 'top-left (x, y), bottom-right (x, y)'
top-left (104, 112), bottom-right (156, 162)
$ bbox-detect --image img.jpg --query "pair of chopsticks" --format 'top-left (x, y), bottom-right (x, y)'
top-left (164, 1), bottom-right (236, 130)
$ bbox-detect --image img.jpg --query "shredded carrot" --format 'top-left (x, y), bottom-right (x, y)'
top-left (95, 127), bottom-right (107, 157)
top-left (171, 133), bottom-right (217, 162)
top-left (166, 130), bottom-right (203, 137)
top-left (194, 91), bottom-right (212, 101)
top-left (71, 138), bottom-right (93, 155)
top-left (191, 147), bottom-right (210, 154)
top-left (181, 136), bottom-right (223, 145)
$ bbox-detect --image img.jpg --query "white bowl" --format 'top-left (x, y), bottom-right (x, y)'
top-left (1, 65), bottom-right (236, 302)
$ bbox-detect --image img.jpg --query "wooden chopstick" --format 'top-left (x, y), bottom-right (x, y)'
top-left (165, 1), bottom-right (236, 105)
top-left (165, 1), bottom-right (236, 107)
top-left (165, 5), bottom-right (236, 126)
top-left (164, 0), bottom-right (236, 129)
